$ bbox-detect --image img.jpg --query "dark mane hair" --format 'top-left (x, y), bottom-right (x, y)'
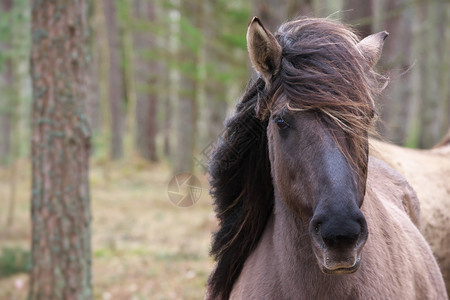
top-left (208, 17), bottom-right (384, 300)
top-left (208, 77), bottom-right (273, 299)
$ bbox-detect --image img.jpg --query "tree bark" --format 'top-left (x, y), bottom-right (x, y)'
top-left (29, 0), bottom-right (92, 298)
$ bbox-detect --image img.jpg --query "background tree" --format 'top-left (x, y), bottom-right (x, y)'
top-left (173, 0), bottom-right (202, 174)
top-left (103, 0), bottom-right (125, 160)
top-left (28, 0), bottom-right (92, 298)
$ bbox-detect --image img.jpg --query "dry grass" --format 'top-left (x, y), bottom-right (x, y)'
top-left (0, 159), bottom-right (217, 300)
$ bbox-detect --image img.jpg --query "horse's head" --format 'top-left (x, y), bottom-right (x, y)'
top-left (247, 17), bottom-right (387, 274)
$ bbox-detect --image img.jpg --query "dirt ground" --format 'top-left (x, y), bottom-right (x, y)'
top-left (0, 159), bottom-right (217, 300)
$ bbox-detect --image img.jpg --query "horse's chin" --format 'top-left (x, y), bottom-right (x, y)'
top-left (319, 256), bottom-right (361, 275)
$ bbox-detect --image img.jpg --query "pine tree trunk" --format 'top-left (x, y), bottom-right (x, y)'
top-left (93, 0), bottom-right (112, 156)
top-left (163, 75), bottom-right (171, 157)
top-left (85, 2), bottom-right (101, 135)
top-left (162, 13), bottom-right (173, 158)
top-left (418, 3), bottom-right (441, 148)
top-left (174, 1), bottom-right (200, 173)
top-left (103, 0), bottom-right (124, 160)
top-left (29, 0), bottom-right (92, 298)
top-left (134, 0), bottom-right (158, 161)
top-left (119, 0), bottom-right (138, 158)
top-left (0, 0), bottom-right (13, 165)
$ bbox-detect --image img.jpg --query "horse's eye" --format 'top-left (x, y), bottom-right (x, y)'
top-left (275, 117), bottom-right (290, 130)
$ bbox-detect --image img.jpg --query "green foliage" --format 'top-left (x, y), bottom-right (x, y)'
top-left (0, 0), bottom-right (30, 68)
top-left (178, 16), bottom-right (202, 54)
top-left (0, 247), bottom-right (30, 277)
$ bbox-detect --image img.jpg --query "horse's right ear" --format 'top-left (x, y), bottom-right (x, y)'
top-left (247, 16), bottom-right (282, 84)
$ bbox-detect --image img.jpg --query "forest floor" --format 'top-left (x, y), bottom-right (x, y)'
top-left (0, 159), bottom-right (217, 300)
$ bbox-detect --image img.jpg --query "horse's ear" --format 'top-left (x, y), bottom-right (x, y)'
top-left (247, 16), bottom-right (282, 84)
top-left (357, 31), bottom-right (389, 68)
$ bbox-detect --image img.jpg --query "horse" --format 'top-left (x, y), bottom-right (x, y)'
top-left (370, 134), bottom-right (450, 294)
top-left (206, 17), bottom-right (447, 299)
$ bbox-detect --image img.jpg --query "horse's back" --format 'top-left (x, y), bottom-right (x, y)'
top-left (370, 139), bottom-right (450, 292)
top-left (365, 157), bottom-right (447, 299)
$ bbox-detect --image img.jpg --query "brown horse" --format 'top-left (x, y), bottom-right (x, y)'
top-left (206, 17), bottom-right (447, 299)
top-left (370, 134), bottom-right (450, 294)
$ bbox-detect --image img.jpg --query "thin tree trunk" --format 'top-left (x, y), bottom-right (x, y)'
top-left (6, 59), bottom-right (20, 229)
top-left (163, 72), bottom-right (171, 157)
top-left (2, 0), bottom-right (17, 228)
top-left (0, 64), bottom-right (12, 165)
top-left (146, 0), bottom-right (159, 162)
top-left (103, 0), bottom-right (124, 160)
top-left (404, 3), bottom-right (424, 147)
top-left (93, 0), bottom-right (111, 159)
top-left (29, 0), bottom-right (92, 298)
top-left (202, 2), bottom-right (226, 146)
top-left (174, 1), bottom-right (200, 173)
top-left (147, 90), bottom-right (158, 161)
top-left (85, 1), bottom-right (101, 136)
top-left (119, 0), bottom-right (138, 158)
top-left (0, 0), bottom-right (13, 165)
top-left (134, 0), bottom-right (159, 161)
top-left (162, 16), bottom-right (173, 158)
top-left (440, 4), bottom-right (450, 135)
top-left (419, 3), bottom-right (440, 148)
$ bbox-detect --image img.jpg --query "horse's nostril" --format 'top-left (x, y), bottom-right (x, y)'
top-left (315, 222), bottom-right (321, 233)
top-left (322, 233), bottom-right (360, 249)
top-left (322, 233), bottom-right (360, 248)
top-left (319, 220), bottom-right (362, 249)
top-left (323, 236), bottom-right (336, 248)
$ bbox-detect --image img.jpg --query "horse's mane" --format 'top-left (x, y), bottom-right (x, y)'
top-left (208, 77), bottom-right (273, 300)
top-left (208, 17), bottom-right (384, 300)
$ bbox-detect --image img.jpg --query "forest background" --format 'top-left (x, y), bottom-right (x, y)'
top-left (0, 0), bottom-right (449, 299)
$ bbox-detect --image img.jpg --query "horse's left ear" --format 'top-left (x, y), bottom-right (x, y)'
top-left (357, 31), bottom-right (389, 68)
top-left (247, 16), bottom-right (282, 84)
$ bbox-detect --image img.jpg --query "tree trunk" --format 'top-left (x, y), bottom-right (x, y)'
top-left (85, 1), bottom-right (101, 136)
top-left (418, 2), bottom-right (441, 148)
top-left (103, 0), bottom-right (124, 160)
top-left (162, 8), bottom-right (174, 158)
top-left (0, 0), bottom-right (13, 165)
top-left (174, 1), bottom-right (200, 174)
top-left (118, 0), bottom-right (138, 158)
top-left (440, 4), bottom-right (450, 136)
top-left (134, 0), bottom-right (159, 161)
top-left (0, 63), bottom-right (12, 165)
top-left (93, 0), bottom-right (112, 158)
top-left (29, 0), bottom-right (92, 298)
top-left (163, 69), bottom-right (171, 157)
